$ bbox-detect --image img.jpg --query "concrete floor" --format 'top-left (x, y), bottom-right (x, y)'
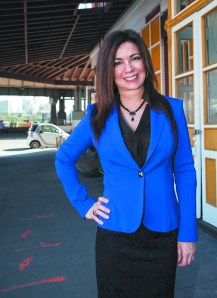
top-left (0, 135), bottom-right (217, 297)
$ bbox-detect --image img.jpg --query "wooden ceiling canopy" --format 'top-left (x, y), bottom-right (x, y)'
top-left (0, 0), bottom-right (136, 86)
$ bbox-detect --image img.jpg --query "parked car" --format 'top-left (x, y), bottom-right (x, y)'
top-left (27, 123), bottom-right (69, 149)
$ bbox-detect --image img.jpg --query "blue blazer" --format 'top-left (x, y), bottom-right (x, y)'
top-left (55, 96), bottom-right (197, 242)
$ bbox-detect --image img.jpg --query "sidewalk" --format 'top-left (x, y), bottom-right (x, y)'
top-left (0, 140), bottom-right (217, 297)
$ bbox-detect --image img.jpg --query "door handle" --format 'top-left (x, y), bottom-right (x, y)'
top-left (192, 129), bottom-right (202, 135)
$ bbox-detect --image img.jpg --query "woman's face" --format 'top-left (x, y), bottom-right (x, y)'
top-left (114, 41), bottom-right (145, 94)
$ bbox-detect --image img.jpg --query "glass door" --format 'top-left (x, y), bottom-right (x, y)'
top-left (172, 1), bottom-right (217, 228)
top-left (172, 14), bottom-right (202, 219)
top-left (199, 2), bottom-right (217, 227)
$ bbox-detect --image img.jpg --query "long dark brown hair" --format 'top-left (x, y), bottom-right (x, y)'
top-left (91, 29), bottom-right (176, 140)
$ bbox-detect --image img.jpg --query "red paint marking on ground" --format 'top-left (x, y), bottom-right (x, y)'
top-left (19, 257), bottom-right (33, 271)
top-left (15, 242), bottom-right (60, 252)
top-left (0, 276), bottom-right (65, 293)
top-left (19, 214), bottom-right (54, 221)
top-left (22, 230), bottom-right (32, 239)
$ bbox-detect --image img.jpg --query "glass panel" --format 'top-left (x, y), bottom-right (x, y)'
top-left (206, 69), bottom-right (217, 123)
top-left (156, 73), bottom-right (161, 92)
top-left (177, 75), bottom-right (194, 123)
top-left (176, 24), bottom-right (193, 74)
top-left (142, 25), bottom-right (150, 47)
top-left (151, 45), bottom-right (160, 71)
top-left (150, 17), bottom-right (159, 45)
top-left (176, 0), bottom-right (196, 13)
top-left (204, 9), bottom-right (217, 66)
top-left (43, 125), bottom-right (53, 133)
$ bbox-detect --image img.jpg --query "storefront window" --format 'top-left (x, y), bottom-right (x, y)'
top-left (206, 69), bottom-right (217, 123)
top-left (177, 75), bottom-right (194, 123)
top-left (176, 24), bottom-right (193, 74)
top-left (204, 9), bottom-right (217, 66)
top-left (176, 0), bottom-right (196, 14)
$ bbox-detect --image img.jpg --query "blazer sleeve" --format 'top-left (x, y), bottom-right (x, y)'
top-left (55, 105), bottom-right (96, 219)
top-left (172, 99), bottom-right (197, 242)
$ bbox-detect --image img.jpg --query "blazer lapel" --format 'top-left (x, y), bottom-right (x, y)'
top-left (104, 104), bottom-right (166, 169)
top-left (105, 105), bottom-right (140, 168)
top-left (144, 108), bottom-right (165, 166)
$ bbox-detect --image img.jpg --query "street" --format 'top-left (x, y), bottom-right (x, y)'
top-left (0, 135), bottom-right (217, 297)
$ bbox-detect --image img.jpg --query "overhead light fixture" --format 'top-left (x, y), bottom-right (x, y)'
top-left (77, 2), bottom-right (112, 13)
top-left (78, 2), bottom-right (107, 10)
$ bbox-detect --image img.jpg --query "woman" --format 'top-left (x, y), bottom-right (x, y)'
top-left (55, 29), bottom-right (197, 297)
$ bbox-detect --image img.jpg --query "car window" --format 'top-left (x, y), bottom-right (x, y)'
top-left (42, 125), bottom-right (54, 133)
top-left (53, 128), bottom-right (59, 133)
top-left (30, 124), bottom-right (38, 132)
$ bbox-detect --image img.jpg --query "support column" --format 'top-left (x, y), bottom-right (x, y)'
top-left (73, 87), bottom-right (79, 111)
top-left (89, 89), bottom-right (96, 104)
top-left (49, 97), bottom-right (58, 124)
top-left (72, 86), bottom-right (84, 127)
top-left (88, 90), bottom-right (92, 106)
top-left (84, 86), bottom-right (88, 110)
top-left (57, 98), bottom-right (66, 125)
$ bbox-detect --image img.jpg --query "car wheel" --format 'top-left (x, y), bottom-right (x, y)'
top-left (30, 141), bottom-right (41, 149)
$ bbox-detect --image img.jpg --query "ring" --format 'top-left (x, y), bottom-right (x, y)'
top-left (192, 256), bottom-right (195, 261)
top-left (93, 210), bottom-right (97, 216)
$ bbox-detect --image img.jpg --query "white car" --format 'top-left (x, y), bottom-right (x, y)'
top-left (27, 123), bottom-right (69, 149)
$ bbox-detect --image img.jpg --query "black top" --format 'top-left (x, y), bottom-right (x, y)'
top-left (119, 104), bottom-right (150, 168)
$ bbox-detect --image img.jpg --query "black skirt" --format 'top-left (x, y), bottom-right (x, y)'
top-left (95, 225), bottom-right (178, 298)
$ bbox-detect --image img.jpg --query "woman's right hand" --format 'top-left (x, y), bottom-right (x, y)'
top-left (85, 196), bottom-right (110, 225)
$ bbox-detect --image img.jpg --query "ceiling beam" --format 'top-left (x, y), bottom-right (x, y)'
top-left (60, 15), bottom-right (80, 59)
top-left (79, 59), bottom-right (91, 80)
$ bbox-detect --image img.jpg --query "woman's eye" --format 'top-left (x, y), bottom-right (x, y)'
top-left (114, 61), bottom-right (121, 67)
top-left (132, 56), bottom-right (141, 61)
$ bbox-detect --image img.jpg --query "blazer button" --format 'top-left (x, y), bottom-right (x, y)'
top-left (138, 171), bottom-right (143, 177)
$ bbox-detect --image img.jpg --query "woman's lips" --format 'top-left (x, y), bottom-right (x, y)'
top-left (124, 74), bottom-right (138, 81)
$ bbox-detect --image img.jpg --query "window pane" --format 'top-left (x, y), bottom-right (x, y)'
top-left (43, 125), bottom-right (53, 132)
top-left (177, 75), bottom-right (194, 123)
top-left (176, 0), bottom-right (196, 13)
top-left (142, 25), bottom-right (150, 47)
top-left (176, 24), bottom-right (193, 74)
top-left (151, 44), bottom-right (160, 71)
top-left (156, 73), bottom-right (161, 92)
top-left (150, 17), bottom-right (159, 45)
top-left (204, 9), bottom-right (217, 66)
top-left (206, 69), bottom-right (217, 123)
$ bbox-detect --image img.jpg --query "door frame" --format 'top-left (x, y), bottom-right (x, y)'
top-left (198, 1), bottom-right (217, 227)
top-left (171, 13), bottom-right (202, 219)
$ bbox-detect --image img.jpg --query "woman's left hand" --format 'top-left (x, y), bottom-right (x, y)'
top-left (177, 241), bottom-right (196, 267)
